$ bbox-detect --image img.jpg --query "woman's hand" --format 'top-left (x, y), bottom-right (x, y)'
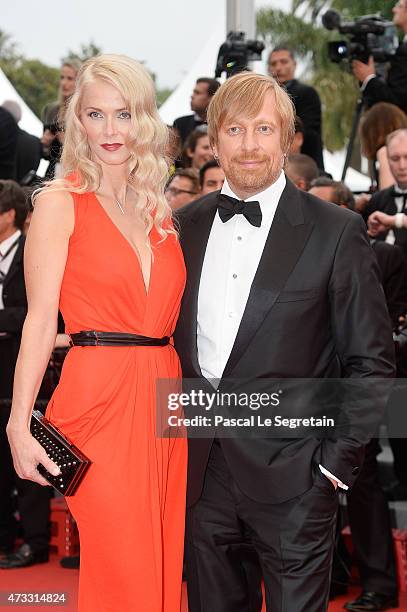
top-left (6, 425), bottom-right (61, 487)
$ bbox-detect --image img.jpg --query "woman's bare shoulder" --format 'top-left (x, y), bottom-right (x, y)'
top-left (34, 187), bottom-right (75, 209)
top-left (31, 188), bottom-right (75, 234)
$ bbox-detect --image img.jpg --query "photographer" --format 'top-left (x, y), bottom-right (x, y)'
top-left (268, 45), bottom-right (324, 169)
top-left (352, 1), bottom-right (407, 113)
top-left (173, 78), bottom-right (220, 146)
top-left (41, 58), bottom-right (81, 179)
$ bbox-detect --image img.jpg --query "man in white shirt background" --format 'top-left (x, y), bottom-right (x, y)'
top-left (174, 72), bottom-right (395, 611)
top-left (367, 129), bottom-right (407, 257)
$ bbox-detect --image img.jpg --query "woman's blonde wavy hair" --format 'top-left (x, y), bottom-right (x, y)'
top-left (40, 54), bottom-right (173, 241)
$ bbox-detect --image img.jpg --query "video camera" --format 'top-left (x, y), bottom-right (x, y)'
top-left (215, 31), bottom-right (264, 79)
top-left (322, 9), bottom-right (398, 64)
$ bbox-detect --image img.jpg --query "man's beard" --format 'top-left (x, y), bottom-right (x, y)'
top-left (225, 154), bottom-right (282, 194)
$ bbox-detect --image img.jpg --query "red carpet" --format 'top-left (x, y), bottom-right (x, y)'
top-left (0, 554), bottom-right (406, 611)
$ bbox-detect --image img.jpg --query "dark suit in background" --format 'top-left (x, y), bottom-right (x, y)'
top-left (364, 186), bottom-right (407, 258)
top-left (365, 197), bottom-right (407, 492)
top-left (286, 79), bottom-right (324, 169)
top-left (0, 235), bottom-right (51, 555)
top-left (15, 128), bottom-right (42, 184)
top-left (175, 182), bottom-right (395, 611)
top-left (372, 240), bottom-right (407, 326)
top-left (0, 235), bottom-right (27, 397)
top-left (173, 114), bottom-right (206, 146)
top-left (331, 240), bottom-right (405, 601)
top-left (0, 107), bottom-right (18, 181)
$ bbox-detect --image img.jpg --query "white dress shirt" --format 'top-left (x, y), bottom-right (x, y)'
top-left (197, 172), bottom-right (286, 381)
top-left (196, 172), bottom-right (347, 490)
top-left (385, 187), bottom-right (407, 245)
top-left (0, 229), bottom-right (21, 310)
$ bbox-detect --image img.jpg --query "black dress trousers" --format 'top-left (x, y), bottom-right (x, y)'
top-left (185, 441), bottom-right (338, 612)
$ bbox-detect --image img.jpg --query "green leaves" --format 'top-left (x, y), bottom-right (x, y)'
top-left (0, 57), bottom-right (59, 119)
top-left (65, 42), bottom-right (103, 63)
top-left (0, 30), bottom-right (172, 118)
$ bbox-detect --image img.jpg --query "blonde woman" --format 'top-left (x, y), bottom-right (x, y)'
top-left (7, 55), bottom-right (187, 611)
top-left (41, 58), bottom-right (82, 179)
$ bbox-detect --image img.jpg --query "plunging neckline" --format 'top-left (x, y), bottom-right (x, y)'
top-left (93, 192), bottom-right (153, 296)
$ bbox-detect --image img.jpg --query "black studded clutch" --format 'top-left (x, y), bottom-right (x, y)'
top-left (30, 410), bottom-right (92, 496)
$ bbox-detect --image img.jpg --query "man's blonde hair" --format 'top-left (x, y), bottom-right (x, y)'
top-left (207, 72), bottom-right (295, 154)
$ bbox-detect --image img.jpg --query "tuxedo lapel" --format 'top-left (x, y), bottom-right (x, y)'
top-left (374, 186), bottom-right (398, 216)
top-left (222, 182), bottom-right (314, 378)
top-left (179, 195), bottom-right (218, 376)
top-left (3, 236), bottom-right (24, 290)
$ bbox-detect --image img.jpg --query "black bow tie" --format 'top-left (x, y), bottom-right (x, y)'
top-left (391, 187), bottom-right (407, 212)
top-left (217, 194), bottom-right (262, 227)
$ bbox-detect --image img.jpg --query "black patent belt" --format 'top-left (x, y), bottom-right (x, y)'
top-left (69, 330), bottom-right (170, 347)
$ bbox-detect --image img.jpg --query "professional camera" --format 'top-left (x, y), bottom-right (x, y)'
top-left (215, 31), bottom-right (265, 78)
top-left (322, 9), bottom-right (398, 64)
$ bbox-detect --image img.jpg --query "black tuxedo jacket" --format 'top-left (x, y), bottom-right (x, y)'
top-left (174, 181), bottom-right (395, 506)
top-left (0, 107), bottom-right (18, 181)
top-left (364, 186), bottom-right (407, 256)
top-left (285, 79), bottom-right (324, 169)
top-left (363, 41), bottom-right (407, 114)
top-left (15, 128), bottom-right (42, 184)
top-left (0, 235), bottom-right (27, 398)
top-left (173, 114), bottom-right (206, 145)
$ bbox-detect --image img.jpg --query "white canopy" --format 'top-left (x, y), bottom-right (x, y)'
top-left (0, 68), bottom-right (43, 137)
top-left (159, 16), bottom-right (226, 125)
top-left (323, 150), bottom-right (372, 192)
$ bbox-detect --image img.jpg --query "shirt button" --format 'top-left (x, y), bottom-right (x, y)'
top-left (228, 312), bottom-right (234, 318)
top-left (237, 236), bottom-right (242, 241)
top-left (232, 273), bottom-right (238, 279)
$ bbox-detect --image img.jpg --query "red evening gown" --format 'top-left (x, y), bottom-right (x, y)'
top-left (46, 190), bottom-right (187, 611)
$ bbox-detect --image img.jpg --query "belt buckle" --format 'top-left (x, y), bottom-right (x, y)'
top-left (89, 330), bottom-right (99, 346)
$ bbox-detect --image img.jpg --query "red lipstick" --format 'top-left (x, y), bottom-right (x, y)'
top-left (101, 143), bottom-right (123, 151)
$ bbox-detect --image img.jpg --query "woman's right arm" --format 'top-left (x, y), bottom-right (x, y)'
top-left (6, 189), bottom-right (75, 486)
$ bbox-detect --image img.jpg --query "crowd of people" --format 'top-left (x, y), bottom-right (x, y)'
top-left (0, 1), bottom-right (407, 611)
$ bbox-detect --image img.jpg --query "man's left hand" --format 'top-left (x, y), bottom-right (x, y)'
top-left (352, 56), bottom-right (375, 82)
